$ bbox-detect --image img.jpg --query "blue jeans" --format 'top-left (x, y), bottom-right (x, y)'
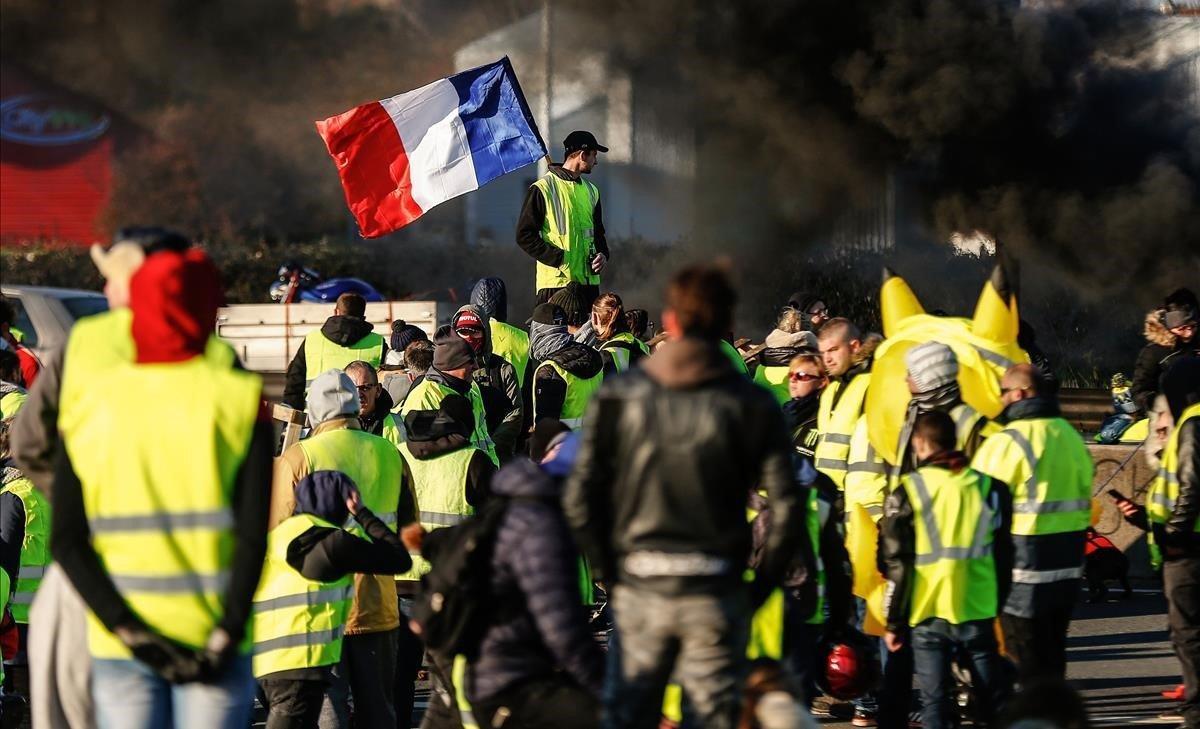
top-left (604, 584), bottom-right (749, 729)
top-left (781, 591), bottom-right (821, 705)
top-left (91, 655), bottom-right (255, 729)
top-left (911, 618), bottom-right (1009, 729)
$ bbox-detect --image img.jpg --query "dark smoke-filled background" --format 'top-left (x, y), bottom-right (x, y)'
top-left (2, 0), bottom-right (1197, 382)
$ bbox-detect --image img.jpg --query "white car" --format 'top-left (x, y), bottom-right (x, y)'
top-left (1, 285), bottom-right (108, 361)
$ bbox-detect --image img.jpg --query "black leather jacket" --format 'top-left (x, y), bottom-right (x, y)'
top-left (1157, 418), bottom-right (1200, 555)
top-left (563, 337), bottom-right (808, 598)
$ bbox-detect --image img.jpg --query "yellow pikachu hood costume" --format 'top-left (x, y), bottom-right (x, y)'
top-left (865, 262), bottom-right (1030, 464)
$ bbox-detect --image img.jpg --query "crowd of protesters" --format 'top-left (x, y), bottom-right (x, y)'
top-left (0, 225), bottom-right (1195, 729)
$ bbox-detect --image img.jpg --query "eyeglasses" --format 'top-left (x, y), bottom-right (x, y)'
top-left (807, 307), bottom-right (829, 318)
top-left (789, 372), bottom-right (823, 383)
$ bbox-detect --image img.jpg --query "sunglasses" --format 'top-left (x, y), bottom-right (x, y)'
top-left (789, 372), bottom-right (823, 383)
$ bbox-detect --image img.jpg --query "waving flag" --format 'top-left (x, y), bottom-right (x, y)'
top-left (316, 57), bottom-right (546, 238)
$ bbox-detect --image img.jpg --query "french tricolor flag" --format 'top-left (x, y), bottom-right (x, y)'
top-left (316, 57), bottom-right (547, 238)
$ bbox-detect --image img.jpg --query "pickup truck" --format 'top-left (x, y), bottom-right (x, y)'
top-left (0, 285), bottom-right (109, 360)
top-left (0, 285), bottom-right (451, 376)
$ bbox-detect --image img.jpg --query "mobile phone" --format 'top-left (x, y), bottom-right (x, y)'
top-left (1105, 489), bottom-right (1125, 501)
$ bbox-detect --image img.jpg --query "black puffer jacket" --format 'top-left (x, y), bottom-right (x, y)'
top-left (463, 458), bottom-right (604, 704)
top-left (531, 342), bottom-right (604, 424)
top-left (1132, 311), bottom-right (1200, 415)
top-left (564, 337), bottom-right (806, 599)
top-left (283, 315), bottom-right (388, 410)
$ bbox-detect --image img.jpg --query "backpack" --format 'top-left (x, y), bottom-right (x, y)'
top-left (411, 497), bottom-right (511, 660)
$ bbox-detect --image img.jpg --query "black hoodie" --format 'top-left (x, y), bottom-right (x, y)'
top-left (531, 342), bottom-right (604, 424)
top-left (282, 315), bottom-right (389, 410)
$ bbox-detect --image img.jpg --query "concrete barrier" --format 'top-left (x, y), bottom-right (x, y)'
top-left (1088, 443), bottom-right (1159, 579)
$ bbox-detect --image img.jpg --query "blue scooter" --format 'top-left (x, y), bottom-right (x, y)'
top-left (269, 262), bottom-right (384, 304)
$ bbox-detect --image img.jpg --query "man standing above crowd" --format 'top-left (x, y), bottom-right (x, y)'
top-left (565, 264), bottom-right (806, 729)
top-left (283, 293), bottom-right (387, 411)
top-left (972, 363), bottom-right (1093, 685)
top-left (516, 131), bottom-right (611, 309)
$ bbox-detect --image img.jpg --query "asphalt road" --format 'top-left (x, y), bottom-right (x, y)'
top-left (814, 588), bottom-right (1182, 727)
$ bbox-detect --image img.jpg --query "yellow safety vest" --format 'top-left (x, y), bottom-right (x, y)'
top-left (63, 357), bottom-right (261, 659)
top-left (719, 340), bottom-right (749, 376)
top-left (533, 360), bottom-right (604, 429)
top-left (971, 415), bottom-right (1093, 585)
top-left (530, 173), bottom-right (600, 291)
top-left (903, 467), bottom-right (998, 626)
top-left (298, 429), bottom-right (403, 532)
top-left (400, 378), bottom-right (498, 466)
top-left (0, 388), bottom-right (27, 419)
top-left (845, 416), bottom-right (888, 523)
top-left (752, 365), bottom-right (792, 405)
top-left (489, 320), bottom-right (530, 389)
top-left (815, 373), bottom-right (871, 489)
top-left (59, 308), bottom-right (237, 436)
top-left (0, 567), bottom-right (7, 683)
top-left (381, 412), bottom-right (405, 450)
top-left (1148, 403), bottom-right (1200, 533)
top-left (252, 513), bottom-right (353, 678)
top-left (0, 474), bottom-right (51, 623)
top-left (302, 328), bottom-right (384, 391)
top-left (600, 332), bottom-right (649, 374)
top-left (395, 444), bottom-right (476, 580)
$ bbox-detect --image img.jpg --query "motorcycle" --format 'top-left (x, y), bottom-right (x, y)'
top-left (269, 263), bottom-right (385, 304)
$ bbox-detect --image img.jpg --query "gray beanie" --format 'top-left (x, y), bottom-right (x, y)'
top-left (905, 342), bottom-right (959, 394)
top-left (307, 369), bottom-right (359, 424)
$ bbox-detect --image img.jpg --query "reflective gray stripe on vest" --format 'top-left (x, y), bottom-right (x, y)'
top-left (562, 417), bottom-right (584, 429)
top-left (909, 472), bottom-right (993, 566)
top-left (253, 586), bottom-right (353, 614)
top-left (90, 510), bottom-right (234, 533)
top-left (1012, 566), bottom-right (1083, 584)
top-left (18, 565), bottom-right (45, 580)
top-left (953, 406), bottom-right (977, 435)
top-left (822, 433), bottom-right (852, 445)
top-left (12, 592), bottom-right (35, 605)
top-left (542, 177), bottom-right (568, 235)
top-left (1152, 492), bottom-right (1176, 510)
top-left (815, 458), bottom-right (848, 471)
top-left (972, 346), bottom-right (1013, 369)
top-left (420, 511), bottom-right (467, 527)
top-left (1012, 498), bottom-right (1090, 514)
top-left (1002, 429), bottom-right (1090, 516)
top-left (848, 461), bottom-right (886, 475)
top-left (254, 625), bottom-right (345, 655)
top-left (112, 572), bottom-right (229, 593)
top-left (380, 513), bottom-right (398, 527)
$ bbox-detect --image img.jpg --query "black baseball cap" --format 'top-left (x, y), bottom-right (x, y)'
top-left (563, 130), bottom-right (608, 155)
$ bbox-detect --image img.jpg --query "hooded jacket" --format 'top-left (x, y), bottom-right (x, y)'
top-left (453, 305), bottom-right (523, 458)
top-left (758, 329), bottom-right (817, 368)
top-left (1132, 310), bottom-right (1200, 415)
top-left (563, 337), bottom-right (807, 599)
top-left (459, 458), bottom-right (605, 703)
top-left (282, 315), bottom-right (389, 410)
top-left (532, 341), bottom-right (604, 424)
top-left (470, 277), bottom-right (509, 324)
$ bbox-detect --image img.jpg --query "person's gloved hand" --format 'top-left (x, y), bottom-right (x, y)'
top-left (115, 622), bottom-right (205, 684)
top-left (198, 627), bottom-right (237, 680)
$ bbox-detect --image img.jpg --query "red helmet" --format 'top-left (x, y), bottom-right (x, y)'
top-left (816, 631), bottom-right (881, 700)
